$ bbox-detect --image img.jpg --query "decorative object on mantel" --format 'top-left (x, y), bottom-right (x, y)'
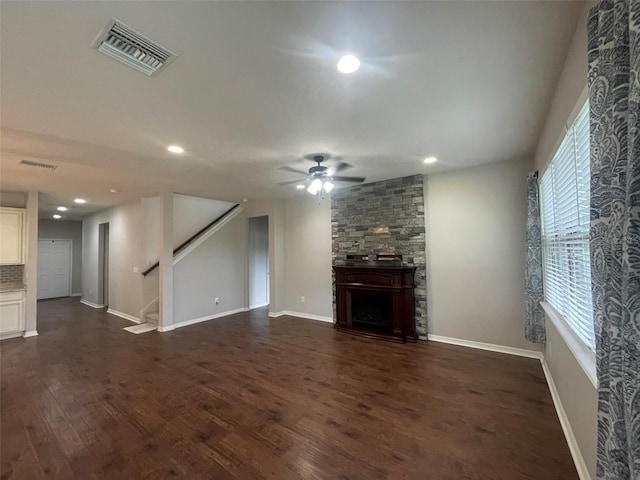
top-left (334, 263), bottom-right (417, 343)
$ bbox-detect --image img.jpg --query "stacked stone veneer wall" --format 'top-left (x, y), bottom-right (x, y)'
top-left (331, 174), bottom-right (427, 338)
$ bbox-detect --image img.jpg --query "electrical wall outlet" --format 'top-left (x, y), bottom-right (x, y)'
top-left (301, 296), bottom-right (305, 303)
top-left (133, 267), bottom-right (139, 273)
top-left (215, 297), bottom-right (220, 305)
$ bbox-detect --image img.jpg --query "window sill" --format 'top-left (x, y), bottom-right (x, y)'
top-left (541, 301), bottom-right (597, 389)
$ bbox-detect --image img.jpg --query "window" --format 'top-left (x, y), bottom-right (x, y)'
top-left (540, 101), bottom-right (594, 350)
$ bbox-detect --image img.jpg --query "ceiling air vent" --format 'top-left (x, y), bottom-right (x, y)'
top-left (19, 160), bottom-right (57, 171)
top-left (92, 18), bottom-right (177, 77)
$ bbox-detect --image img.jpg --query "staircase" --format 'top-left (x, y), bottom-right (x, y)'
top-left (135, 203), bottom-right (242, 331)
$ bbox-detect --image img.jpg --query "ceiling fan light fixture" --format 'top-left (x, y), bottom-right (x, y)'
top-left (337, 55), bottom-right (360, 74)
top-left (323, 181), bottom-right (334, 193)
top-left (296, 184), bottom-right (306, 190)
top-left (307, 178), bottom-right (323, 194)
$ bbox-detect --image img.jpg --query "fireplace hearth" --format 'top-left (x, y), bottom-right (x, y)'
top-left (333, 264), bottom-right (417, 343)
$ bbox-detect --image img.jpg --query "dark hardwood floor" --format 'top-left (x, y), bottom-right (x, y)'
top-left (1, 298), bottom-right (577, 479)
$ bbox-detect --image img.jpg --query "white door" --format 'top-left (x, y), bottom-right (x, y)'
top-left (38, 239), bottom-right (71, 300)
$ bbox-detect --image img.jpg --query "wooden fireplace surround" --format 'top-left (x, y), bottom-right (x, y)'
top-left (333, 264), bottom-right (417, 343)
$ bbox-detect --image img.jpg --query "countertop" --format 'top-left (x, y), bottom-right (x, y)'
top-left (0, 283), bottom-right (26, 293)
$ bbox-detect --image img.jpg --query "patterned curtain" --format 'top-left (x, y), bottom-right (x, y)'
top-left (525, 172), bottom-right (545, 343)
top-left (587, 1), bottom-right (640, 479)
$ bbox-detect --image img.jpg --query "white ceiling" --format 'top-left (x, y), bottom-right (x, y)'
top-left (0, 1), bottom-right (583, 217)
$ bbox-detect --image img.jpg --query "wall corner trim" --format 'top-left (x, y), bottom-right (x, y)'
top-left (541, 358), bottom-right (592, 480)
top-left (268, 310), bottom-right (334, 323)
top-left (80, 299), bottom-right (105, 309)
top-left (107, 308), bottom-right (141, 324)
top-left (23, 330), bottom-right (38, 338)
top-left (427, 334), bottom-right (543, 359)
top-left (157, 325), bottom-right (175, 333)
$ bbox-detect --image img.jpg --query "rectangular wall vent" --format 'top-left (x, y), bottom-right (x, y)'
top-left (92, 18), bottom-right (177, 77)
top-left (19, 160), bottom-right (57, 171)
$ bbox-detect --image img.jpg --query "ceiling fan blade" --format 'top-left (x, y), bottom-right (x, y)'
top-left (277, 179), bottom-right (306, 186)
top-left (333, 162), bottom-right (352, 173)
top-left (279, 166), bottom-right (309, 175)
top-left (333, 175), bottom-right (366, 183)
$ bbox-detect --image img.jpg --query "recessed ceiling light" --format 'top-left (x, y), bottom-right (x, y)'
top-left (109, 188), bottom-right (121, 193)
top-left (296, 184), bottom-right (305, 189)
top-left (423, 156), bottom-right (438, 164)
top-left (53, 214), bottom-right (62, 219)
top-left (167, 145), bottom-right (184, 154)
top-left (57, 206), bottom-right (68, 211)
top-left (74, 198), bottom-right (87, 204)
top-left (337, 55), bottom-right (360, 74)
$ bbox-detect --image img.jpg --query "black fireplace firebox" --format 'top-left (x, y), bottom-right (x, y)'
top-left (333, 264), bottom-right (417, 343)
top-left (351, 292), bottom-right (392, 330)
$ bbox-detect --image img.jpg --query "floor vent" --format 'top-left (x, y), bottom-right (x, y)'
top-left (92, 18), bottom-right (177, 77)
top-left (19, 159), bottom-right (57, 171)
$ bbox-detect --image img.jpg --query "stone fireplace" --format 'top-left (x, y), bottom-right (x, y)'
top-left (331, 174), bottom-right (427, 338)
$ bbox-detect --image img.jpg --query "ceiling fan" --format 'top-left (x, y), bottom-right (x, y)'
top-left (278, 154), bottom-right (366, 194)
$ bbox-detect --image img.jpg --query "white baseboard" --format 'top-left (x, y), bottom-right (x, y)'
top-left (541, 359), bottom-right (591, 480)
top-left (168, 307), bottom-right (249, 331)
top-left (80, 299), bottom-right (105, 309)
top-left (268, 310), bottom-right (334, 323)
top-left (249, 302), bottom-right (269, 310)
top-left (107, 308), bottom-right (141, 324)
top-left (70, 293), bottom-right (82, 297)
top-left (427, 334), bottom-right (543, 359)
top-left (157, 325), bottom-right (175, 332)
top-left (1, 330), bottom-right (25, 340)
top-left (23, 330), bottom-right (38, 338)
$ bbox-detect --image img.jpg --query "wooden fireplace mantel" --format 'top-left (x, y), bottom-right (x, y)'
top-left (333, 264), bottom-right (417, 343)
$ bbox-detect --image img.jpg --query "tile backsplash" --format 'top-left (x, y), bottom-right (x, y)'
top-left (0, 265), bottom-right (24, 285)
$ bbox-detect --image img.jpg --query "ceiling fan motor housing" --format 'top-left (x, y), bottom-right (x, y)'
top-left (309, 165), bottom-right (328, 175)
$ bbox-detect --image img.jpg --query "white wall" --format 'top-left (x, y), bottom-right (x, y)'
top-left (248, 216), bottom-right (269, 309)
top-left (82, 200), bottom-right (141, 319)
top-left (140, 196), bottom-right (160, 268)
top-left (140, 194), bottom-right (235, 267)
top-left (426, 158), bottom-right (539, 351)
top-left (173, 194), bottom-right (234, 247)
top-left (533, 3), bottom-right (597, 478)
top-left (38, 220), bottom-right (82, 294)
top-left (535, 3), bottom-right (594, 172)
top-left (173, 213), bottom-right (246, 324)
top-left (0, 191), bottom-right (26, 208)
top-left (283, 196), bottom-right (332, 319)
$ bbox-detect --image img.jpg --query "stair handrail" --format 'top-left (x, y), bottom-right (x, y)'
top-left (141, 204), bottom-right (240, 277)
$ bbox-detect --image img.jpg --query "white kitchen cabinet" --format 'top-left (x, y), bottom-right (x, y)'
top-left (0, 207), bottom-right (26, 265)
top-left (0, 290), bottom-right (25, 338)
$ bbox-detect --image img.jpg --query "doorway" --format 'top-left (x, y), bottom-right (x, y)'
top-left (248, 216), bottom-right (269, 309)
top-left (98, 223), bottom-right (109, 308)
top-left (37, 239), bottom-right (72, 299)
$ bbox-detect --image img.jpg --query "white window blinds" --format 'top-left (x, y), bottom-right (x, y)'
top-left (540, 101), bottom-right (594, 350)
